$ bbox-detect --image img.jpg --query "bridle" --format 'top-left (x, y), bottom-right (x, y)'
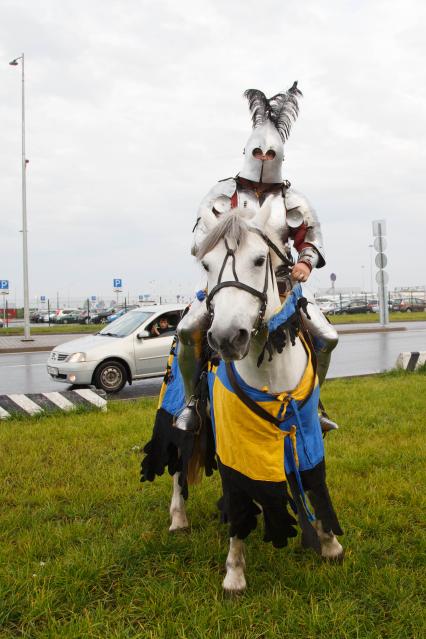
top-left (205, 228), bottom-right (294, 335)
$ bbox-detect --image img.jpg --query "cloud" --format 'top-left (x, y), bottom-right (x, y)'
top-left (1, 0), bottom-right (425, 304)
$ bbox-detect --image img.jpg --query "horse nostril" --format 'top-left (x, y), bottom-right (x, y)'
top-left (233, 328), bottom-right (249, 347)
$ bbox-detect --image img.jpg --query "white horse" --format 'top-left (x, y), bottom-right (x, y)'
top-left (168, 201), bottom-right (343, 593)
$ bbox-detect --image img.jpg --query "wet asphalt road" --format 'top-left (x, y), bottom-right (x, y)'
top-left (0, 324), bottom-right (425, 398)
top-left (0, 351), bottom-right (163, 398)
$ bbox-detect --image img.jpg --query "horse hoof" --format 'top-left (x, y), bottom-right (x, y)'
top-left (224, 587), bottom-right (246, 598)
top-left (169, 523), bottom-right (189, 533)
top-left (169, 510), bottom-right (189, 532)
top-left (169, 517), bottom-right (189, 533)
top-left (324, 548), bottom-right (345, 564)
top-left (222, 574), bottom-right (247, 594)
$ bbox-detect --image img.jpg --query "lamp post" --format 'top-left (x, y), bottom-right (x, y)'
top-left (9, 53), bottom-right (32, 341)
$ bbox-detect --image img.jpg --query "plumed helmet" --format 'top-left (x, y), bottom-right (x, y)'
top-left (239, 82), bottom-right (302, 184)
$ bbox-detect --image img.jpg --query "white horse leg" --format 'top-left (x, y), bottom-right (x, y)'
top-left (169, 473), bottom-right (189, 532)
top-left (222, 536), bottom-right (246, 592)
top-left (315, 520), bottom-right (344, 561)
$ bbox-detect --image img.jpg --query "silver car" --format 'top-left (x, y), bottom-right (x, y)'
top-left (46, 304), bottom-right (185, 393)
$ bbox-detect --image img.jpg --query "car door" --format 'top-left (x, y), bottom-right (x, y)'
top-left (133, 312), bottom-right (178, 376)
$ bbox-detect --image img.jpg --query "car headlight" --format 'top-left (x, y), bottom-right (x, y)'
top-left (67, 352), bottom-right (86, 363)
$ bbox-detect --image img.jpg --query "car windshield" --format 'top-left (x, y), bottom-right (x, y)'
top-left (98, 310), bottom-right (154, 337)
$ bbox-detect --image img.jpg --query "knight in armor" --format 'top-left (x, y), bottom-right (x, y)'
top-left (176, 83), bottom-right (338, 432)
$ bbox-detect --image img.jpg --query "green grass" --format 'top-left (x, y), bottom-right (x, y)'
top-left (0, 372), bottom-right (425, 638)
top-left (329, 311), bottom-right (426, 324)
top-left (0, 324), bottom-right (99, 336)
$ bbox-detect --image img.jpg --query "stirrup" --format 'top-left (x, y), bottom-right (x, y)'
top-left (319, 414), bottom-right (339, 433)
top-left (174, 399), bottom-right (201, 433)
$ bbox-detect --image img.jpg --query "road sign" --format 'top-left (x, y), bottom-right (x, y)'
top-left (0, 280), bottom-right (9, 291)
top-left (375, 253), bottom-right (388, 269)
top-left (91, 295), bottom-right (96, 302)
top-left (113, 278), bottom-right (122, 289)
top-left (372, 219), bottom-right (387, 236)
top-left (40, 295), bottom-right (46, 303)
top-left (138, 294), bottom-right (144, 302)
top-left (373, 237), bottom-right (387, 251)
top-left (372, 219), bottom-right (388, 325)
top-left (376, 270), bottom-right (389, 285)
top-left (330, 273), bottom-right (337, 282)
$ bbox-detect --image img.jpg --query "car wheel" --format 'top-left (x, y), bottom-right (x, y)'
top-left (93, 360), bottom-right (127, 393)
top-left (85, 318), bottom-right (89, 324)
top-left (406, 308), bottom-right (412, 313)
top-left (63, 319), bottom-right (68, 324)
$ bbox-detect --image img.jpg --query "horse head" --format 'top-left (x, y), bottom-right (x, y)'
top-left (196, 199), bottom-right (282, 361)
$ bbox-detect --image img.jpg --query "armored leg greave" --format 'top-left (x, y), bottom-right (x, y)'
top-left (298, 284), bottom-right (338, 386)
top-left (177, 297), bottom-right (210, 401)
top-left (302, 301), bottom-right (338, 385)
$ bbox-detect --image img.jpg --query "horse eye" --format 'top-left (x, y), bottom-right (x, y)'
top-left (254, 256), bottom-right (266, 267)
top-left (201, 261), bottom-right (209, 272)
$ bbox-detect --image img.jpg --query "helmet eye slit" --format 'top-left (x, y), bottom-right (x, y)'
top-left (252, 148), bottom-right (276, 161)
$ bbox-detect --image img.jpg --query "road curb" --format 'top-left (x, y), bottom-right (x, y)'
top-left (336, 327), bottom-right (406, 335)
top-left (396, 351), bottom-right (426, 371)
top-left (0, 388), bottom-right (107, 419)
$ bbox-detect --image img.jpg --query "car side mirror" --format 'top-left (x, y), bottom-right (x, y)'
top-left (137, 329), bottom-right (150, 339)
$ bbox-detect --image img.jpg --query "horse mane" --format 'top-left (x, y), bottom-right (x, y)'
top-left (196, 210), bottom-right (249, 261)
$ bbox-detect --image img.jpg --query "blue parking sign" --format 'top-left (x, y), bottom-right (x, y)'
top-left (113, 278), bottom-right (122, 289)
top-left (0, 280), bottom-right (9, 290)
top-left (40, 295), bottom-right (46, 303)
top-left (91, 295), bottom-right (96, 302)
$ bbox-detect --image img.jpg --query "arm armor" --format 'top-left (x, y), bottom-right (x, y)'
top-left (285, 188), bottom-right (326, 268)
top-left (298, 246), bottom-right (320, 270)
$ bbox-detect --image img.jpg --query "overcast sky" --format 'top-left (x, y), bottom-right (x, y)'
top-left (1, 0), bottom-right (425, 306)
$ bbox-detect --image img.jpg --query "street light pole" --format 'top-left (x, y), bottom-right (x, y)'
top-left (9, 53), bottom-right (32, 341)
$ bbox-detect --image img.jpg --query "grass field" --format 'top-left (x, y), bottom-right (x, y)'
top-left (0, 371), bottom-right (425, 638)
top-left (328, 311), bottom-right (426, 324)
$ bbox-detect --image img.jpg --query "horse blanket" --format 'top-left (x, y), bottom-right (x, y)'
top-left (207, 341), bottom-right (323, 483)
top-left (207, 336), bottom-right (341, 548)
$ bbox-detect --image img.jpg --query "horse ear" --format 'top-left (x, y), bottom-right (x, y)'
top-left (251, 196), bottom-right (273, 230)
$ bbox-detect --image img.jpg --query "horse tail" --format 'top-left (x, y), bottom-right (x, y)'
top-left (187, 431), bottom-right (205, 485)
